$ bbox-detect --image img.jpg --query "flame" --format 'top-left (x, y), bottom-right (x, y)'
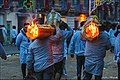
top-left (85, 22), bottom-right (99, 39)
top-left (79, 14), bottom-right (87, 22)
top-left (26, 21), bottom-right (39, 40)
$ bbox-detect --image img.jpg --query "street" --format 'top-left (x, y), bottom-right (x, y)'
top-left (0, 45), bottom-right (118, 80)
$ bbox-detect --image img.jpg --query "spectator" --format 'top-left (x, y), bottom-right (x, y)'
top-left (83, 23), bottom-right (111, 80)
top-left (11, 26), bottom-right (17, 45)
top-left (16, 23), bottom-right (31, 80)
top-left (0, 42), bottom-right (7, 60)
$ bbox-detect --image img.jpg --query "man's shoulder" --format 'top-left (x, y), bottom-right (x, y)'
top-left (29, 39), bottom-right (38, 48)
top-left (73, 31), bottom-right (81, 37)
top-left (101, 31), bottom-right (109, 37)
top-left (74, 31), bottom-right (81, 34)
top-left (117, 33), bottom-right (120, 37)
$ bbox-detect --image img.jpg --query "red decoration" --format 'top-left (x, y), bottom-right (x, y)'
top-left (3, 0), bottom-right (9, 9)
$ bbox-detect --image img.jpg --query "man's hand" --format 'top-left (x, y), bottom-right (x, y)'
top-left (70, 54), bottom-right (74, 58)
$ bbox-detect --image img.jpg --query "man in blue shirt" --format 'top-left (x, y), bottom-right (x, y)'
top-left (16, 23), bottom-right (31, 80)
top-left (69, 21), bottom-right (86, 80)
top-left (11, 26), bottom-right (17, 45)
top-left (83, 24), bottom-right (111, 80)
top-left (69, 31), bottom-right (86, 80)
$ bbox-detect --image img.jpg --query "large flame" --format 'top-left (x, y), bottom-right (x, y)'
top-left (85, 21), bottom-right (99, 40)
top-left (79, 14), bottom-right (87, 22)
top-left (25, 21), bottom-right (55, 40)
top-left (26, 21), bottom-right (39, 40)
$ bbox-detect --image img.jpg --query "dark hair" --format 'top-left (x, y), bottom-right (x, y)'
top-left (13, 26), bottom-right (16, 29)
top-left (59, 21), bottom-right (68, 30)
top-left (100, 21), bottom-right (111, 31)
top-left (24, 23), bottom-right (30, 27)
top-left (81, 21), bottom-right (86, 27)
top-left (1, 25), bottom-right (5, 27)
top-left (99, 25), bottom-right (105, 31)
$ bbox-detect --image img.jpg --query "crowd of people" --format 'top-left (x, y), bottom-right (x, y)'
top-left (0, 25), bottom-right (17, 45)
top-left (0, 14), bottom-right (120, 80)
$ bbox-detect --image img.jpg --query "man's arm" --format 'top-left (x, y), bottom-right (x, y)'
top-left (15, 33), bottom-right (22, 50)
top-left (68, 33), bottom-right (76, 58)
top-left (49, 27), bottom-right (62, 42)
top-left (62, 26), bottom-right (73, 40)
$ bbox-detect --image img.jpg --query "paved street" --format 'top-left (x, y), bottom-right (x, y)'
top-left (3, 44), bottom-right (19, 55)
top-left (0, 45), bottom-right (118, 80)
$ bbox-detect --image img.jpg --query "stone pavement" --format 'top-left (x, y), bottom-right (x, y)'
top-left (1, 44), bottom-right (118, 79)
top-left (3, 44), bottom-right (19, 55)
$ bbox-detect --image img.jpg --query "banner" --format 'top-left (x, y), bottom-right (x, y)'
top-left (67, 17), bottom-right (75, 28)
top-left (67, 0), bottom-right (71, 10)
top-left (89, 0), bottom-right (95, 15)
top-left (95, 0), bottom-right (100, 7)
top-left (36, 0), bottom-right (42, 9)
top-left (60, 0), bottom-right (67, 10)
top-left (74, 0), bottom-right (80, 12)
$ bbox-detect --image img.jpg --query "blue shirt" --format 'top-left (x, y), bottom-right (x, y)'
top-left (84, 31), bottom-right (111, 76)
top-left (114, 33), bottom-right (120, 62)
top-left (27, 28), bottom-right (66, 72)
top-left (27, 39), bottom-right (54, 72)
top-left (68, 31), bottom-right (85, 56)
top-left (11, 29), bottom-right (17, 38)
top-left (108, 28), bottom-right (117, 46)
top-left (16, 29), bottom-right (31, 64)
top-left (63, 40), bottom-right (67, 58)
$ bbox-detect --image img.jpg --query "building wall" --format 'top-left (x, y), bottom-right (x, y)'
top-left (7, 12), bottom-right (18, 32)
top-left (67, 16), bottom-right (75, 28)
top-left (7, 12), bottom-right (18, 41)
top-left (0, 14), bottom-right (4, 25)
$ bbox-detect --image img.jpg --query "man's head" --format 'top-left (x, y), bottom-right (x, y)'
top-left (23, 23), bottom-right (30, 32)
top-left (1, 25), bottom-right (5, 27)
top-left (100, 21), bottom-right (111, 31)
top-left (80, 21), bottom-right (86, 27)
top-left (59, 20), bottom-right (68, 30)
top-left (13, 26), bottom-right (16, 29)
